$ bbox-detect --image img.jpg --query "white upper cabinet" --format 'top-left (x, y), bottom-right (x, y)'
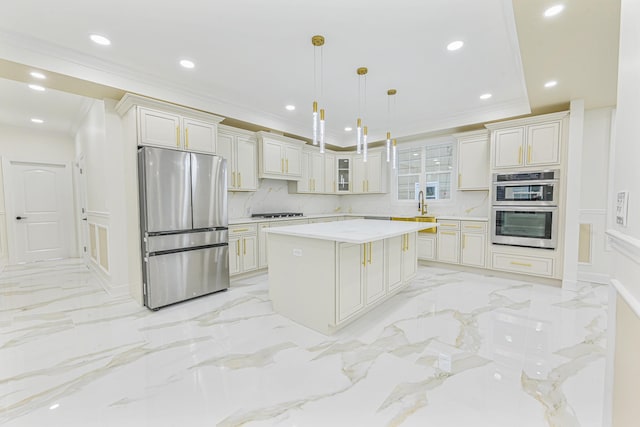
top-left (257, 132), bottom-right (305, 180)
top-left (324, 152), bottom-right (336, 193)
top-left (456, 130), bottom-right (489, 190)
top-left (487, 111), bottom-right (568, 170)
top-left (116, 95), bottom-right (223, 154)
top-left (352, 150), bottom-right (387, 194)
top-left (296, 148), bottom-right (325, 193)
top-left (217, 125), bottom-right (258, 191)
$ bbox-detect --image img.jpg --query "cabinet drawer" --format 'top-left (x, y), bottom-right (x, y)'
top-left (461, 221), bottom-right (487, 233)
top-left (492, 253), bottom-right (553, 277)
top-left (229, 224), bottom-right (257, 236)
top-left (437, 220), bottom-right (460, 231)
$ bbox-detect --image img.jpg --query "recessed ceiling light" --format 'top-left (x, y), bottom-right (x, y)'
top-left (447, 41), bottom-right (464, 51)
top-left (31, 118), bottom-right (44, 124)
top-left (480, 93), bottom-right (492, 100)
top-left (179, 59), bottom-right (195, 69)
top-left (90, 34), bottom-right (111, 46)
top-left (544, 80), bottom-right (558, 88)
top-left (30, 71), bottom-right (46, 80)
top-left (344, 127), bottom-right (353, 132)
top-left (28, 84), bottom-right (45, 92)
top-left (285, 105), bottom-right (296, 111)
top-left (544, 4), bottom-right (564, 17)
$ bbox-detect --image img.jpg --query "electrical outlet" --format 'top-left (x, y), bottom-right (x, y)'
top-left (616, 190), bottom-right (629, 226)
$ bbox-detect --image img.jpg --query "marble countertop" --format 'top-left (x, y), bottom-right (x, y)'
top-left (264, 219), bottom-right (437, 244)
top-left (229, 213), bottom-right (487, 225)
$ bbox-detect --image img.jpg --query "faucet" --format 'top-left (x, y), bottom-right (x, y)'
top-left (418, 190), bottom-right (427, 215)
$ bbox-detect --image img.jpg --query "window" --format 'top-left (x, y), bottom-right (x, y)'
top-left (396, 141), bottom-right (454, 201)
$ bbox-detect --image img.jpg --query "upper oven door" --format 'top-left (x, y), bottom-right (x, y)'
top-left (493, 180), bottom-right (558, 206)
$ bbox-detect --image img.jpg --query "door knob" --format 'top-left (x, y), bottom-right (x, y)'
top-left (16, 216), bottom-right (28, 220)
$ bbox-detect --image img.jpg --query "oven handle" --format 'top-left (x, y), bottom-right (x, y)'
top-left (492, 179), bottom-right (558, 186)
top-left (491, 206), bottom-right (558, 212)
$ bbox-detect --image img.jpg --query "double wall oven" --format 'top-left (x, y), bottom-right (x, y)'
top-left (491, 170), bottom-right (559, 250)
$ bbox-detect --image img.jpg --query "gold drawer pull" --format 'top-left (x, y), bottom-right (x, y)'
top-left (518, 146), bottom-right (522, 164)
top-left (363, 244), bottom-right (367, 266)
top-left (176, 126), bottom-right (180, 147)
top-left (243, 238), bottom-right (246, 255)
top-left (440, 231), bottom-right (457, 236)
top-left (185, 127), bottom-right (189, 148)
top-left (232, 228), bottom-right (249, 233)
top-left (527, 145), bottom-right (532, 163)
top-left (465, 225), bottom-right (483, 229)
top-left (441, 223), bottom-right (457, 227)
top-left (510, 261), bottom-right (532, 268)
top-left (236, 242), bottom-right (240, 256)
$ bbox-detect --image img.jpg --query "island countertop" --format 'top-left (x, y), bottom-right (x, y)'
top-left (264, 219), bottom-right (438, 244)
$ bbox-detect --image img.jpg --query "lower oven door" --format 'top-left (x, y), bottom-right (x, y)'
top-left (491, 206), bottom-right (558, 249)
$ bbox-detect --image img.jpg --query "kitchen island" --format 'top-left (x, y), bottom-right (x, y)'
top-left (265, 219), bottom-right (437, 334)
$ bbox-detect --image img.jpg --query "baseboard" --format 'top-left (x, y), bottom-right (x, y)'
top-left (85, 260), bottom-right (128, 297)
top-left (577, 271), bottom-right (611, 285)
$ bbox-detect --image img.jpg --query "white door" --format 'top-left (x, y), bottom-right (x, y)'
top-left (5, 160), bottom-right (74, 263)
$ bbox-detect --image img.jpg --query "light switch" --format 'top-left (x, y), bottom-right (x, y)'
top-left (292, 248), bottom-right (302, 257)
top-left (616, 190), bottom-right (629, 226)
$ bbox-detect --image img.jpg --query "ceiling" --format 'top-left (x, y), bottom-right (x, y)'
top-left (0, 0), bottom-right (620, 146)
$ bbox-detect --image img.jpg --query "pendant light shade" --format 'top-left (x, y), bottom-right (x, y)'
top-left (386, 89), bottom-right (396, 163)
top-left (392, 139), bottom-right (397, 169)
top-left (355, 67), bottom-right (368, 156)
top-left (311, 35), bottom-right (326, 149)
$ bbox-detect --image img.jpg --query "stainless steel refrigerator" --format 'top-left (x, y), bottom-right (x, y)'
top-left (138, 146), bottom-right (229, 310)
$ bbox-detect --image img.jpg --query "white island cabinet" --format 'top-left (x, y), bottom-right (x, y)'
top-left (265, 219), bottom-right (436, 334)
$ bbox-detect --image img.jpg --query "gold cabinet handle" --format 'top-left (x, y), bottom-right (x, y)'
top-left (243, 238), bottom-right (246, 255)
top-left (440, 231), bottom-right (457, 236)
top-left (527, 144), bottom-right (532, 164)
top-left (465, 225), bottom-right (483, 229)
top-left (518, 145), bottom-right (522, 164)
top-left (176, 126), bottom-right (180, 147)
top-left (232, 171), bottom-right (236, 187)
top-left (238, 172), bottom-right (242, 188)
top-left (368, 242), bottom-right (372, 264)
top-left (281, 158), bottom-right (284, 173)
top-left (458, 173), bottom-right (462, 187)
top-left (286, 158), bottom-right (289, 173)
top-left (510, 261), bottom-right (532, 268)
top-left (236, 241), bottom-right (240, 256)
top-left (232, 228), bottom-right (249, 233)
top-left (185, 127), bottom-right (189, 149)
top-left (363, 244), bottom-right (367, 267)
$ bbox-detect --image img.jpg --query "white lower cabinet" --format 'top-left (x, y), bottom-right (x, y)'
top-left (437, 221), bottom-right (461, 264)
top-left (386, 233), bottom-right (417, 292)
top-left (417, 233), bottom-right (437, 261)
top-left (229, 224), bottom-right (258, 276)
top-left (491, 252), bottom-right (554, 277)
top-left (365, 241), bottom-right (385, 304)
top-left (258, 223), bottom-right (270, 269)
top-left (337, 242), bottom-right (366, 322)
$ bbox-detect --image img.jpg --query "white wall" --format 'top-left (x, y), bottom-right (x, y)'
top-left (577, 108), bottom-right (613, 283)
top-left (608, 0), bottom-right (640, 425)
top-left (74, 99), bottom-right (128, 294)
top-left (0, 123), bottom-right (77, 267)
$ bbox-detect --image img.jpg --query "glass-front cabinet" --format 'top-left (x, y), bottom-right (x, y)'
top-left (337, 156), bottom-right (351, 193)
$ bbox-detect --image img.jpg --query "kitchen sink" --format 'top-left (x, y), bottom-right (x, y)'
top-left (391, 216), bottom-right (437, 233)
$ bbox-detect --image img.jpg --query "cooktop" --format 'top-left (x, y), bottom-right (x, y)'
top-left (251, 212), bottom-right (304, 219)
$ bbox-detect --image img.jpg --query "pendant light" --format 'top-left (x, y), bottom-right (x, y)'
top-left (355, 67), bottom-right (368, 155)
top-left (392, 139), bottom-right (397, 169)
top-left (386, 89), bottom-right (397, 163)
top-left (312, 35), bottom-right (326, 153)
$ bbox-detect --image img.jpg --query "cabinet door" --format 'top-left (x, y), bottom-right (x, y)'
top-left (461, 232), bottom-right (486, 267)
top-left (337, 157), bottom-right (351, 193)
top-left (297, 151), bottom-right (311, 193)
top-left (310, 151), bottom-right (324, 192)
top-left (402, 233), bottom-right (417, 281)
top-left (139, 108), bottom-right (182, 149)
top-left (258, 223), bottom-right (269, 268)
top-left (183, 118), bottom-right (216, 153)
top-left (352, 155), bottom-right (366, 193)
top-left (229, 238), bottom-right (240, 275)
top-left (284, 144), bottom-right (302, 177)
top-left (216, 132), bottom-right (235, 189)
top-left (236, 136), bottom-right (257, 190)
top-left (365, 241), bottom-right (385, 304)
top-left (262, 140), bottom-right (284, 175)
top-left (241, 235), bottom-right (258, 272)
top-left (526, 121), bottom-right (561, 166)
top-left (493, 127), bottom-right (524, 169)
top-left (458, 137), bottom-right (489, 190)
top-left (324, 153), bottom-right (336, 193)
top-left (417, 234), bottom-right (436, 260)
top-left (437, 231), bottom-right (460, 263)
top-left (366, 151), bottom-right (383, 193)
top-left (386, 236), bottom-right (403, 291)
top-left (337, 242), bottom-right (365, 322)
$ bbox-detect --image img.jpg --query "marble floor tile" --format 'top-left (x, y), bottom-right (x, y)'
top-left (0, 259), bottom-right (608, 426)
